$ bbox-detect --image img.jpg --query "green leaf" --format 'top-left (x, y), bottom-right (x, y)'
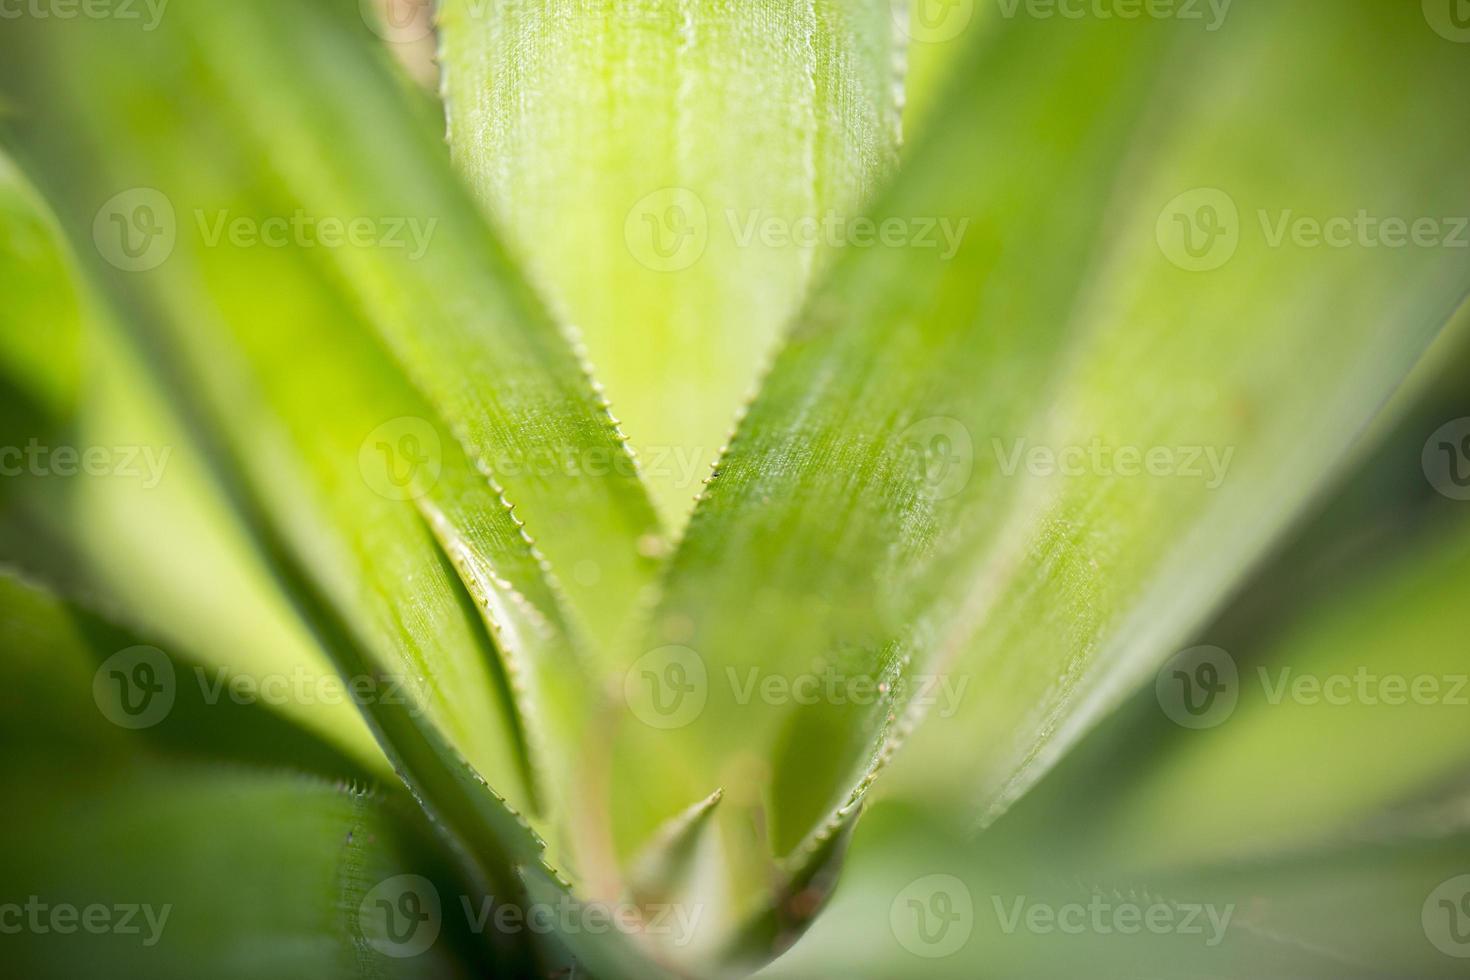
top-left (1, 8), bottom-right (594, 890)
top-left (616, 0), bottom-right (1470, 931)
top-left (612, 8), bottom-right (1176, 904)
top-left (0, 152), bottom-right (386, 775)
top-left (175, 0), bottom-right (669, 647)
top-left (0, 568), bottom-right (490, 977)
top-left (1082, 509), bottom-right (1470, 871)
top-left (895, 0), bottom-right (1470, 820)
top-left (0, 152), bottom-right (80, 429)
top-left (438, 0), bottom-right (902, 523)
top-left (0, 568), bottom-right (378, 782)
top-left (759, 800), bottom-right (1470, 978)
top-left (0, 767), bottom-right (483, 980)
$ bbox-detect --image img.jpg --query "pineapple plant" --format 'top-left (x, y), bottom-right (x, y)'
top-left (2, 0), bottom-right (1470, 976)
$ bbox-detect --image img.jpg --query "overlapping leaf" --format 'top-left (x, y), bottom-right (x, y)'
top-left (613, 3), bottom-right (1470, 947)
top-left (439, 0), bottom-right (901, 523)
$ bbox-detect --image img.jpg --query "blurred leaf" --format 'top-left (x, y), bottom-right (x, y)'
top-left (1084, 511), bottom-right (1470, 870)
top-left (180, 0), bottom-right (668, 646)
top-left (0, 152), bottom-right (80, 429)
top-left (988, 315), bottom-right (1470, 873)
top-left (0, 569), bottom-right (487, 977)
top-left (0, 568), bottom-right (380, 782)
top-left (613, 8), bottom-right (1174, 910)
top-left (0, 152), bottom-right (385, 773)
top-left (439, 0), bottom-right (901, 523)
top-left (759, 800), bottom-right (1470, 979)
top-left (0, 768), bottom-right (483, 980)
top-left (0, 6), bottom-right (598, 893)
top-left (615, 2), bottom-right (1470, 942)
